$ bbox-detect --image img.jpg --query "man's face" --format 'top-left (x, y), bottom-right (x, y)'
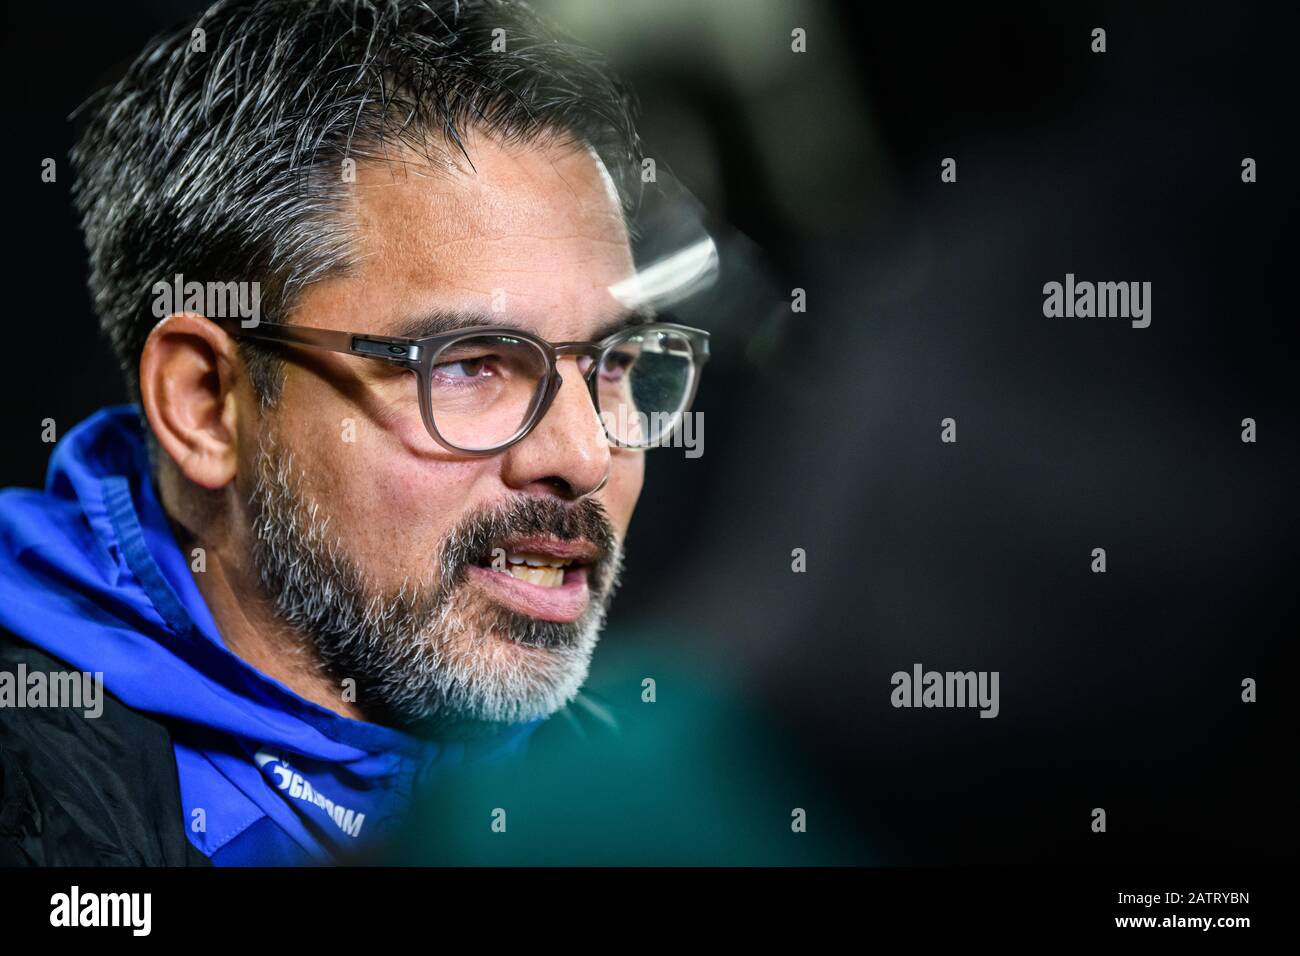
top-left (240, 131), bottom-right (645, 730)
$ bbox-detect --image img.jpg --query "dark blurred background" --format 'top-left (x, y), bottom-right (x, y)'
top-left (2, 0), bottom-right (1295, 864)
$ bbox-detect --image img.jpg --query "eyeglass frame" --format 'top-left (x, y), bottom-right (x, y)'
top-left (209, 315), bottom-right (710, 456)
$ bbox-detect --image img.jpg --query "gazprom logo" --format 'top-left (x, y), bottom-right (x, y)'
top-left (254, 748), bottom-right (365, 839)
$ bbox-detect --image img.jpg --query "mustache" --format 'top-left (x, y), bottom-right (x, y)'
top-left (439, 496), bottom-right (619, 592)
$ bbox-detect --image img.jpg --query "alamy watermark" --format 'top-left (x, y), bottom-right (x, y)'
top-left (891, 663), bottom-right (1000, 718)
top-left (598, 405), bottom-right (704, 458)
top-left (152, 272), bottom-right (261, 327)
top-left (1043, 273), bottom-right (1151, 328)
top-left (0, 664), bottom-right (104, 718)
top-left (49, 886), bottom-right (151, 936)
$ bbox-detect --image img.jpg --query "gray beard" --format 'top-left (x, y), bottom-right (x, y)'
top-left (247, 428), bottom-right (623, 734)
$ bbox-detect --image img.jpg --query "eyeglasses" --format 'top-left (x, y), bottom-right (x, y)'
top-left (213, 317), bottom-right (709, 455)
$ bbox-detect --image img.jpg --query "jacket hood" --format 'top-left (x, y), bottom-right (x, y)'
top-left (0, 406), bottom-right (539, 863)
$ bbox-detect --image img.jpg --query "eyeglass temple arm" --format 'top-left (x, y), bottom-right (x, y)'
top-left (210, 317), bottom-right (423, 363)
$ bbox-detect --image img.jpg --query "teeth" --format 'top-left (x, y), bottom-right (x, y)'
top-left (482, 551), bottom-right (576, 587)
top-left (502, 551), bottom-right (570, 569)
top-left (506, 565), bottom-right (565, 588)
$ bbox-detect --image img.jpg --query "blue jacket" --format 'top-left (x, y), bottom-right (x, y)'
top-left (0, 406), bottom-right (541, 865)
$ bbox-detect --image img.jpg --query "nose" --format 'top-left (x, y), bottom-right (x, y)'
top-left (499, 357), bottom-right (611, 500)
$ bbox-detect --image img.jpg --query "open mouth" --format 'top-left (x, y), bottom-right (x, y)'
top-left (466, 537), bottom-right (602, 623)
top-left (482, 551), bottom-right (579, 588)
top-left (473, 537), bottom-right (600, 587)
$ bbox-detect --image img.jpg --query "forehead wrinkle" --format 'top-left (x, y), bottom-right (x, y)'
top-left (351, 135), bottom-right (629, 263)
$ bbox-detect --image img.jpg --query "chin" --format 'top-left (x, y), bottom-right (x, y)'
top-left (404, 591), bottom-right (604, 726)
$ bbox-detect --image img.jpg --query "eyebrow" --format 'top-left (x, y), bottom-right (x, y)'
top-left (388, 308), bottom-right (652, 343)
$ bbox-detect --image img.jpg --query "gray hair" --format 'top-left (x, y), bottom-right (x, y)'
top-left (71, 0), bottom-right (642, 404)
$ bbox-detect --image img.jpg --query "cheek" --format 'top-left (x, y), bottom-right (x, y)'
top-left (279, 357), bottom-right (433, 456)
top-left (334, 457), bottom-right (489, 579)
top-left (277, 406), bottom-right (489, 578)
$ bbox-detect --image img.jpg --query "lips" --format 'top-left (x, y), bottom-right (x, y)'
top-left (468, 536), bottom-right (602, 623)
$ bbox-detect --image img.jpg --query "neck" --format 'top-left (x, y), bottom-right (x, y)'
top-left (160, 469), bottom-right (367, 722)
top-left (194, 548), bottom-right (368, 722)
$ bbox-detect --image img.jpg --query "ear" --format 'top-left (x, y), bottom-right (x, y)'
top-left (139, 313), bottom-right (247, 490)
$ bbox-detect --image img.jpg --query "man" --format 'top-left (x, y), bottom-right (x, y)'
top-left (0, 0), bottom-right (708, 865)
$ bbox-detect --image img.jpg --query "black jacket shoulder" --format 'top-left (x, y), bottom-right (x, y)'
top-left (0, 631), bottom-right (211, 866)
